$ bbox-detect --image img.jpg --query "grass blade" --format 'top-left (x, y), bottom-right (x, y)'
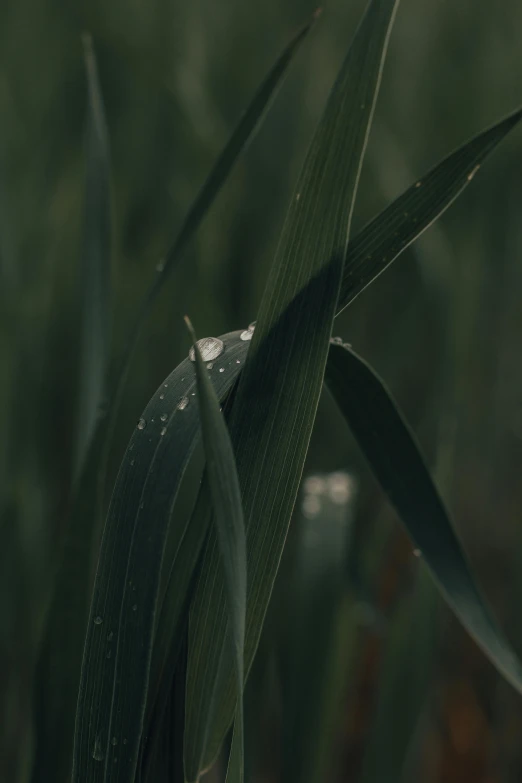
top-left (184, 2), bottom-right (400, 777)
top-left (325, 342), bottom-right (522, 697)
top-left (75, 32), bottom-right (112, 481)
top-left (336, 108), bottom-right (522, 315)
top-left (30, 36), bottom-right (112, 783)
top-left (72, 331), bottom-right (250, 783)
top-left (185, 318), bottom-right (247, 783)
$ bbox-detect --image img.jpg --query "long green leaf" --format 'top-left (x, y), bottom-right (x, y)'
top-left (184, 2), bottom-right (400, 777)
top-left (186, 319), bottom-right (247, 783)
top-left (72, 331), bottom-right (250, 783)
top-left (74, 32), bottom-right (112, 482)
top-left (325, 342), bottom-right (522, 697)
top-left (30, 35), bottom-right (112, 783)
top-left (336, 107), bottom-right (522, 314)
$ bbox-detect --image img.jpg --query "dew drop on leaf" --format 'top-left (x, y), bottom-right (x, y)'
top-left (137, 418), bottom-right (146, 430)
top-left (160, 427), bottom-right (167, 436)
top-left (94, 616), bottom-right (103, 625)
top-left (177, 397), bottom-right (189, 411)
top-left (160, 414), bottom-right (168, 422)
top-left (189, 337), bottom-right (224, 363)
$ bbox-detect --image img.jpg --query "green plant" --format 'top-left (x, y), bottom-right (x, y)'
top-left (5, 0), bottom-right (522, 782)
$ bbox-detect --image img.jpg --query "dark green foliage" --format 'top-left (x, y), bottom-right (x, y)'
top-left (2, 1), bottom-right (522, 783)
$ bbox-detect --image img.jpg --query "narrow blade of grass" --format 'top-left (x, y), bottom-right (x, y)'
top-left (185, 318), bottom-right (247, 783)
top-left (325, 342), bottom-right (522, 696)
top-left (30, 35), bottom-right (112, 783)
top-left (75, 32), bottom-right (112, 482)
top-left (184, 2), bottom-right (400, 776)
top-left (336, 107), bottom-right (522, 315)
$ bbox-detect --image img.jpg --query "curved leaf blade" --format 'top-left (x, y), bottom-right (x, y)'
top-left (184, 1), bottom-right (400, 777)
top-left (337, 107), bottom-right (522, 314)
top-left (72, 331), bottom-right (250, 783)
top-left (325, 342), bottom-right (522, 697)
top-left (186, 319), bottom-right (247, 783)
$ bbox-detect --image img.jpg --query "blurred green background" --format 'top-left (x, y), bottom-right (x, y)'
top-left (1, 0), bottom-right (522, 781)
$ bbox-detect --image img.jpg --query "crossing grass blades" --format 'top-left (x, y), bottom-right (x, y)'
top-left (58, 1), bottom-right (522, 781)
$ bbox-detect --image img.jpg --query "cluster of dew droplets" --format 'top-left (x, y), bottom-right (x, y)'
top-left (240, 321), bottom-right (256, 341)
top-left (330, 336), bottom-right (352, 349)
top-left (189, 336), bottom-right (224, 363)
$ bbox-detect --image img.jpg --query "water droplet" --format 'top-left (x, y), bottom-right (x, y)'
top-left (112, 737), bottom-right (118, 746)
top-left (94, 616), bottom-right (103, 625)
top-left (219, 367), bottom-right (225, 373)
top-left (130, 459), bottom-right (135, 467)
top-left (107, 631), bottom-right (113, 641)
top-left (137, 418), bottom-right (146, 430)
top-left (248, 321), bottom-right (256, 331)
top-left (177, 396), bottom-right (189, 411)
top-left (160, 414), bottom-right (168, 422)
top-left (331, 336), bottom-right (343, 345)
top-left (156, 259), bottom-right (165, 272)
top-left (163, 383), bottom-right (168, 388)
top-left (296, 192), bottom-right (301, 201)
top-left (236, 359), bottom-right (241, 364)
top-left (132, 604), bottom-right (137, 611)
top-left (160, 427), bottom-right (167, 436)
top-left (189, 337), bottom-right (224, 363)
top-left (159, 393), bottom-right (165, 400)
top-left (467, 165), bottom-right (480, 182)
top-left (191, 392), bottom-right (196, 396)
top-left (240, 330), bottom-right (253, 341)
top-left (415, 181), bottom-right (421, 188)
top-left (207, 362), bottom-right (214, 370)
top-left (92, 736), bottom-right (104, 761)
